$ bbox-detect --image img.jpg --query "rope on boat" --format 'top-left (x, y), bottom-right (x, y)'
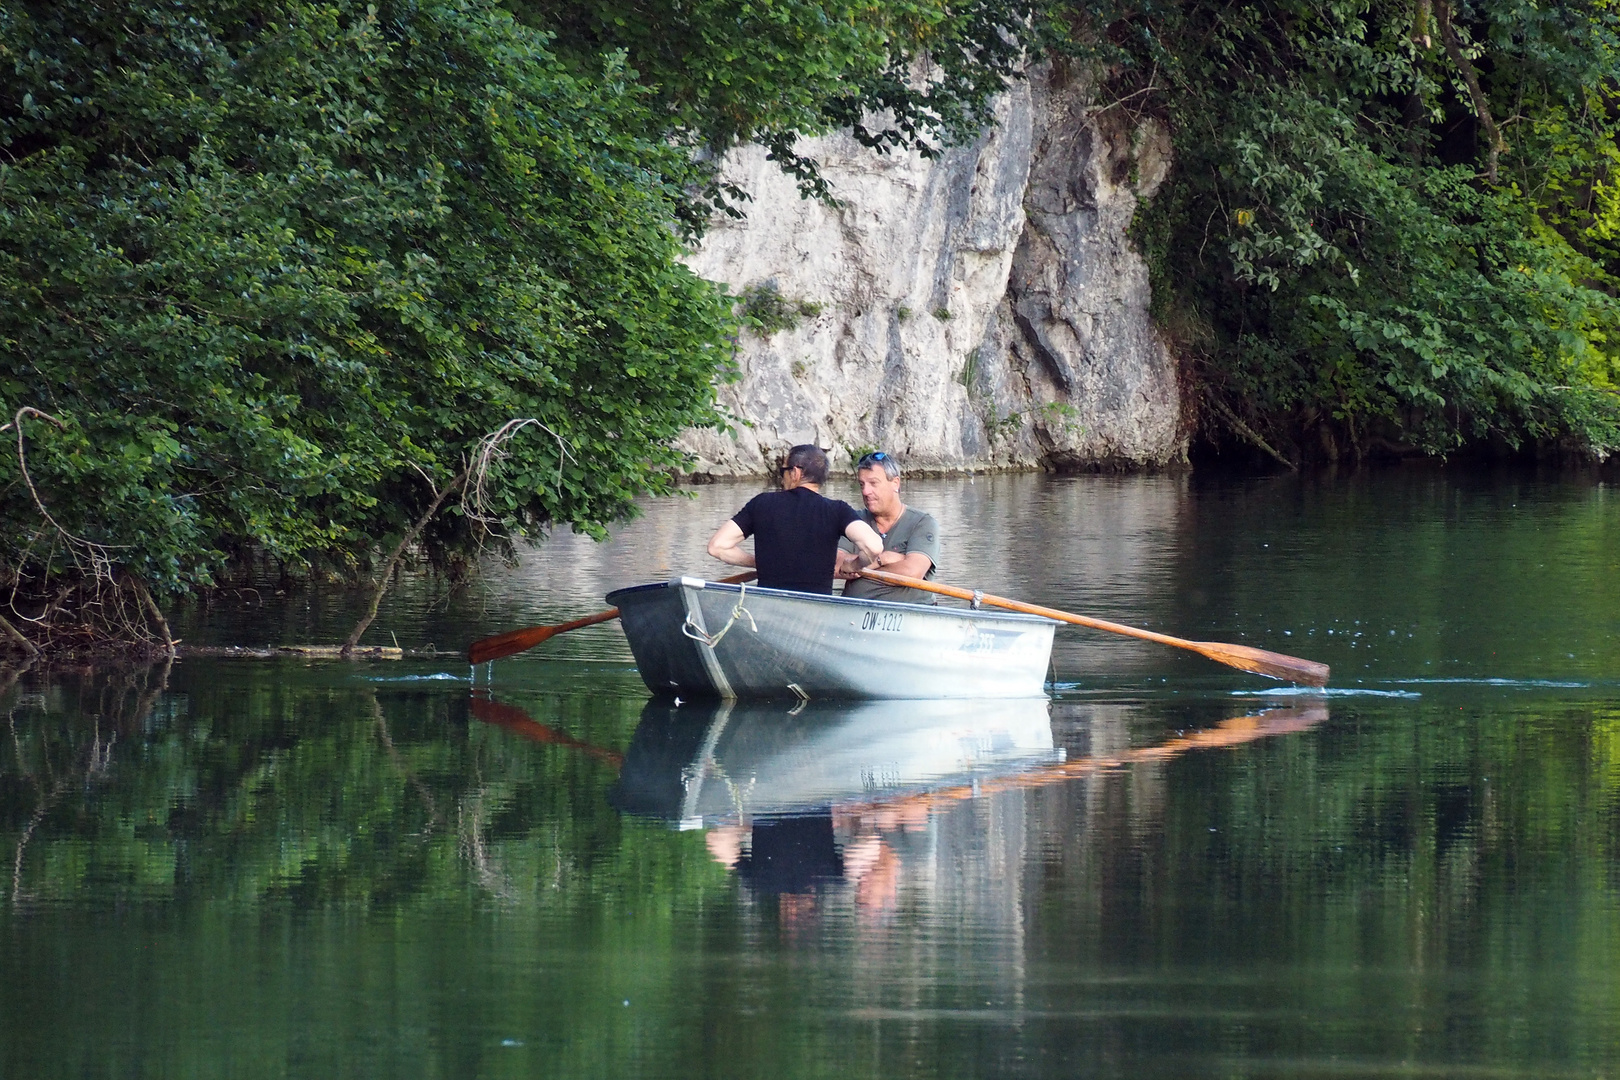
top-left (681, 582), bottom-right (757, 648)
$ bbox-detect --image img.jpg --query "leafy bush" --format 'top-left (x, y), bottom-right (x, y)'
top-left (1087, 0), bottom-right (1620, 460)
top-left (0, 0), bottom-right (734, 641)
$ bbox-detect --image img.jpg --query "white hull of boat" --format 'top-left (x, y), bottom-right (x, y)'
top-left (607, 577), bottom-right (1057, 700)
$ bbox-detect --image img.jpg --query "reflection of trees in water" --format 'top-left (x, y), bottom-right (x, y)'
top-left (6, 660), bottom-right (169, 902)
top-left (6, 664), bottom-right (1620, 1027)
top-left (0, 666), bottom-right (675, 908)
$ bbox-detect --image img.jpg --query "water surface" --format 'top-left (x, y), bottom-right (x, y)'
top-left (3, 466), bottom-right (1618, 1077)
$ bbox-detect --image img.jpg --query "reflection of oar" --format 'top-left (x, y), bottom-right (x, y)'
top-left (840, 703), bottom-right (1328, 819)
top-left (467, 694), bottom-right (624, 767)
top-left (858, 569), bottom-right (1330, 686)
top-left (466, 571), bottom-right (759, 664)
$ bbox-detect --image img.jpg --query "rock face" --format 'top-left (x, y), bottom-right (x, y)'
top-left (677, 64), bottom-right (1186, 476)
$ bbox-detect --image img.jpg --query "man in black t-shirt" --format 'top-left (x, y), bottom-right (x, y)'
top-left (707, 445), bottom-right (884, 594)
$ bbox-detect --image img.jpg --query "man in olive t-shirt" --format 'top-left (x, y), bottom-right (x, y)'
top-left (835, 452), bottom-right (939, 605)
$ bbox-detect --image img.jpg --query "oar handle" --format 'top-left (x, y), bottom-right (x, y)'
top-left (859, 570), bottom-right (1187, 646)
top-left (856, 568), bottom-right (1330, 686)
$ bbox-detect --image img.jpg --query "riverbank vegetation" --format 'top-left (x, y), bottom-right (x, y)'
top-left (1101, 0), bottom-right (1620, 465)
top-left (520, 0), bottom-right (1620, 463)
top-left (2, 0), bottom-right (1617, 654)
top-left (0, 0), bottom-right (733, 655)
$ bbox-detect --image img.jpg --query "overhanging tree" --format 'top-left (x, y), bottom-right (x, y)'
top-left (0, 0), bottom-right (734, 653)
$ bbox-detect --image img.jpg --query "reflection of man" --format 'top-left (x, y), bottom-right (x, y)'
top-left (835, 451), bottom-right (939, 605)
top-left (705, 806), bottom-right (922, 917)
top-left (708, 445), bottom-right (884, 593)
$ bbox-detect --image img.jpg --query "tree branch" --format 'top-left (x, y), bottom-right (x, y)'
top-left (341, 468), bottom-right (469, 656)
top-left (129, 577), bottom-right (176, 659)
top-left (1205, 393), bottom-right (1298, 470)
top-left (1436, 0), bottom-right (1506, 182)
top-left (0, 612), bottom-right (40, 659)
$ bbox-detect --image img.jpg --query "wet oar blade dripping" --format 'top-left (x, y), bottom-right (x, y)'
top-left (857, 568), bottom-right (1330, 687)
top-left (465, 571), bottom-right (758, 665)
top-left (466, 609), bottom-right (619, 665)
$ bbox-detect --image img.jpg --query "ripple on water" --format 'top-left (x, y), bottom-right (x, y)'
top-left (1234, 686), bottom-right (1423, 698)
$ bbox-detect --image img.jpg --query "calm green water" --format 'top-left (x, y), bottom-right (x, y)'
top-left (3, 467), bottom-right (1618, 1078)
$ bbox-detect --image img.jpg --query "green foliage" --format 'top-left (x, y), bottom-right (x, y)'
top-left (0, 0), bottom-right (735, 609)
top-left (511, 0), bottom-right (1035, 209)
top-left (957, 348), bottom-right (981, 388)
top-left (843, 443), bottom-right (882, 470)
top-left (1037, 400), bottom-right (1083, 436)
top-left (735, 281), bottom-right (822, 336)
top-left (987, 409), bottom-right (1022, 440)
top-left (1094, 0), bottom-right (1620, 459)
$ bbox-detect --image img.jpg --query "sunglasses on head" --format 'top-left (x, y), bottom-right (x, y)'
top-left (857, 451), bottom-right (889, 468)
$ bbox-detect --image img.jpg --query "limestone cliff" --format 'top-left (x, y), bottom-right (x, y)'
top-left (677, 65), bottom-right (1186, 476)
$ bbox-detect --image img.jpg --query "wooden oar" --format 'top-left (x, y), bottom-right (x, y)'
top-left (857, 568), bottom-right (1330, 686)
top-left (466, 571), bottom-right (758, 665)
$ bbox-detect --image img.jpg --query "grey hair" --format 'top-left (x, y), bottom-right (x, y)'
top-left (856, 451), bottom-right (901, 480)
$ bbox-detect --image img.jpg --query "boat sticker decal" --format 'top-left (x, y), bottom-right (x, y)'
top-left (962, 628), bottom-right (1027, 653)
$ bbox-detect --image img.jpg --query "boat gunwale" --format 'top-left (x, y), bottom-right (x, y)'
top-left (605, 578), bottom-right (1062, 626)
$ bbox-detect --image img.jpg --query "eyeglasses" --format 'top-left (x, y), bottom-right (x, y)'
top-left (856, 451), bottom-right (889, 468)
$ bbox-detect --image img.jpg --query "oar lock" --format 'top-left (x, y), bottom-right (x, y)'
top-left (971, 590), bottom-right (984, 610)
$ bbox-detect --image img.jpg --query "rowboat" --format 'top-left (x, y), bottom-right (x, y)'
top-left (605, 577), bottom-right (1058, 701)
top-left (611, 696), bottom-right (1061, 827)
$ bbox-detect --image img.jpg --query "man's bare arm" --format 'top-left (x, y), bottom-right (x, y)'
top-left (874, 550), bottom-right (933, 579)
top-left (707, 520), bottom-right (756, 568)
top-left (844, 519), bottom-right (884, 567)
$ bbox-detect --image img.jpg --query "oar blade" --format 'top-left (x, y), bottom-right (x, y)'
top-left (1193, 641), bottom-right (1330, 687)
top-left (465, 572), bottom-right (755, 667)
top-left (466, 625), bottom-right (555, 665)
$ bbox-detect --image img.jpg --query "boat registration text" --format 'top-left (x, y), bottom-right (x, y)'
top-left (860, 610), bottom-right (905, 632)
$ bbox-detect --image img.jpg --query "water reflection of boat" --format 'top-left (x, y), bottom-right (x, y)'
top-left (605, 578), bottom-right (1057, 700)
top-left (472, 694), bottom-right (1329, 903)
top-left (610, 698), bottom-right (1062, 826)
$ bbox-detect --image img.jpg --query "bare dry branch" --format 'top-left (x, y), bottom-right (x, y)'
top-left (0, 612), bottom-right (40, 658)
top-left (130, 577), bottom-right (176, 659)
top-left (462, 418), bottom-right (576, 544)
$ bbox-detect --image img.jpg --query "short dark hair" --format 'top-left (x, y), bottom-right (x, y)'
top-left (783, 444), bottom-right (829, 485)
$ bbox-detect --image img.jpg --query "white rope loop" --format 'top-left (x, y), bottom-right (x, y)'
top-left (680, 582), bottom-right (758, 648)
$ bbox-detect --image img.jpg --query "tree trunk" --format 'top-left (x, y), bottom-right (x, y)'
top-left (130, 577), bottom-right (176, 659)
top-left (1436, 0), bottom-right (1506, 182)
top-left (341, 470), bottom-right (469, 656)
